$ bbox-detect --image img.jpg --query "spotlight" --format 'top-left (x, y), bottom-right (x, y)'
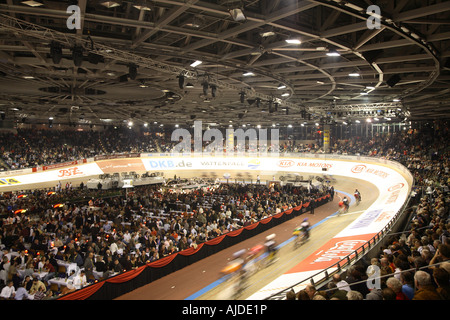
top-left (50, 41), bottom-right (62, 64)
top-left (229, 8), bottom-right (246, 21)
top-left (72, 45), bottom-right (83, 67)
top-left (211, 85), bottom-right (217, 97)
top-left (285, 39), bottom-right (301, 44)
top-left (326, 49), bottom-right (340, 57)
top-left (132, 0), bottom-right (152, 11)
top-left (239, 91), bottom-right (245, 103)
top-left (202, 82), bottom-right (208, 95)
top-left (177, 74), bottom-right (185, 89)
top-left (128, 64), bottom-right (137, 80)
top-left (190, 60), bottom-right (202, 67)
top-left (21, 0), bottom-right (43, 7)
top-left (99, 1), bottom-right (121, 8)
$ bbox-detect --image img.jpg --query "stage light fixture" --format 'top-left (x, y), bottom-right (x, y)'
top-left (133, 0), bottom-right (152, 11)
top-left (229, 8), bottom-right (246, 21)
top-left (211, 85), bottom-right (217, 97)
top-left (72, 45), bottom-right (84, 67)
top-left (239, 91), bottom-right (245, 103)
top-left (128, 64), bottom-right (137, 80)
top-left (202, 82), bottom-right (209, 95)
top-left (285, 39), bottom-right (301, 44)
top-left (21, 0), bottom-right (43, 7)
top-left (178, 74), bottom-right (185, 89)
top-left (50, 41), bottom-right (62, 64)
top-left (326, 49), bottom-right (340, 57)
top-left (190, 60), bottom-right (202, 67)
top-left (99, 1), bottom-right (121, 8)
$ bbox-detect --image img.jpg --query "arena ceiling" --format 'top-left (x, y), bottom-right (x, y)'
top-left (0, 0), bottom-right (449, 128)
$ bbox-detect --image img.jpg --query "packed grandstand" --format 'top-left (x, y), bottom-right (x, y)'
top-left (0, 121), bottom-right (448, 300)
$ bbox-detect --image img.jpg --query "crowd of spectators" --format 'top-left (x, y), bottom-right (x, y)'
top-left (1, 122), bottom-right (448, 173)
top-left (0, 179), bottom-right (328, 299)
top-left (0, 121), bottom-right (448, 300)
top-left (0, 127), bottom-right (160, 170)
top-left (287, 188), bottom-right (450, 300)
top-left (285, 124), bottom-right (450, 301)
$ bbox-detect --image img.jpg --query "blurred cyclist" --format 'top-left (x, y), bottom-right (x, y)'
top-left (354, 189), bottom-right (361, 205)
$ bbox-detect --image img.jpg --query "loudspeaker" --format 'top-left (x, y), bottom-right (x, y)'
top-left (362, 50), bottom-right (383, 64)
top-left (386, 74), bottom-right (401, 87)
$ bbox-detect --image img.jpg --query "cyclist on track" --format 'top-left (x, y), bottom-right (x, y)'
top-left (293, 218), bottom-right (311, 246)
top-left (342, 196), bottom-right (349, 212)
top-left (354, 189), bottom-right (361, 205)
top-left (264, 234), bottom-right (277, 260)
top-left (300, 218), bottom-right (310, 240)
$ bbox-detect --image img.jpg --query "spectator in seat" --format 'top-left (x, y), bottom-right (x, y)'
top-left (386, 277), bottom-right (409, 300)
top-left (432, 267), bottom-right (450, 300)
top-left (413, 270), bottom-right (442, 300)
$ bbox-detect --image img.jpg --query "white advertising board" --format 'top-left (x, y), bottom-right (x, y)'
top-left (0, 162), bottom-right (103, 188)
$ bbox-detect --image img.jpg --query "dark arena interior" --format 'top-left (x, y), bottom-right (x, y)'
top-left (0, 0), bottom-right (449, 313)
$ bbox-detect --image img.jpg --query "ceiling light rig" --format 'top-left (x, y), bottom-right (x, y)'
top-left (132, 0), bottom-right (152, 11)
top-left (177, 74), bottom-right (185, 89)
top-left (128, 64), bottom-right (138, 80)
top-left (210, 85), bottom-right (217, 98)
top-left (285, 38), bottom-right (301, 45)
top-left (202, 81), bottom-right (209, 96)
top-left (239, 91), bottom-right (246, 103)
top-left (99, 1), bottom-right (122, 9)
top-left (72, 45), bottom-right (83, 67)
top-left (190, 60), bottom-right (202, 68)
top-left (326, 49), bottom-right (340, 57)
top-left (229, 8), bottom-right (246, 21)
top-left (0, 13), bottom-right (310, 121)
top-left (21, 0), bottom-right (43, 7)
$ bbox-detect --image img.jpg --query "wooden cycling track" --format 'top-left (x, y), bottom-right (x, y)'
top-left (114, 174), bottom-right (379, 300)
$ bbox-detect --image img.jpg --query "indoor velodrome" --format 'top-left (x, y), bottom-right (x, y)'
top-left (0, 0), bottom-right (449, 309)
